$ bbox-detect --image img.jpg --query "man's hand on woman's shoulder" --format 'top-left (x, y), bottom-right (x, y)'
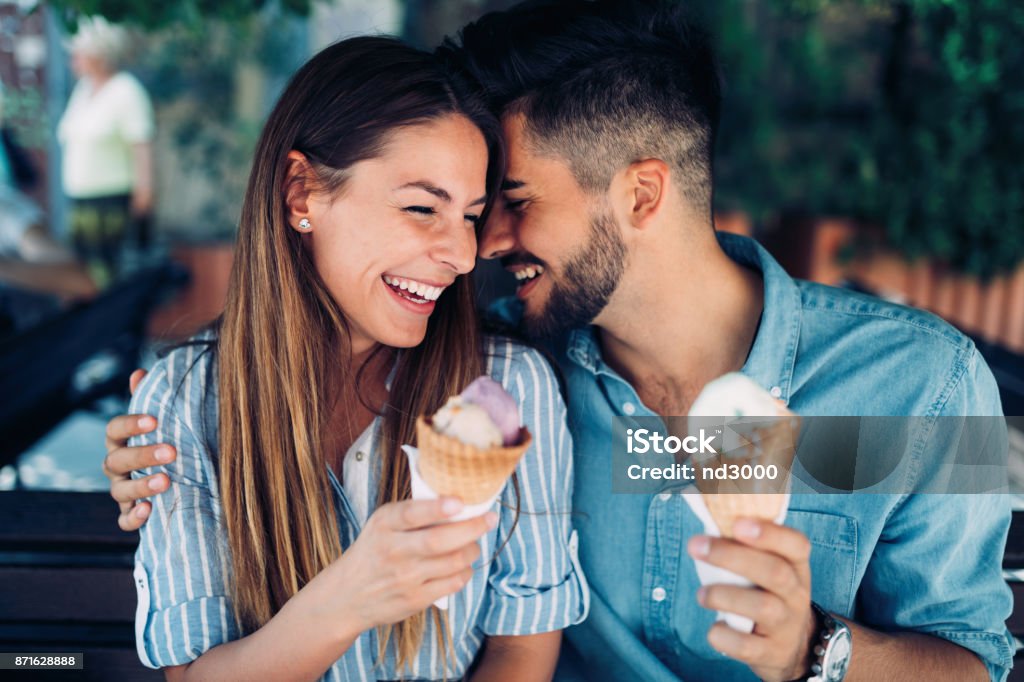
top-left (102, 369), bottom-right (176, 531)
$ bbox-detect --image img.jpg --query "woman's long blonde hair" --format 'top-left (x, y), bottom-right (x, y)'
top-left (215, 37), bottom-right (504, 673)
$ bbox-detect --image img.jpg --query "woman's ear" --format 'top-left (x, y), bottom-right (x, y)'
top-left (284, 150), bottom-right (316, 233)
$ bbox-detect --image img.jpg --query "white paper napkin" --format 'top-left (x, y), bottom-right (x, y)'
top-left (682, 489), bottom-right (790, 633)
top-left (401, 445), bottom-right (500, 609)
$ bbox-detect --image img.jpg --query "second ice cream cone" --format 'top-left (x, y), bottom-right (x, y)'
top-left (703, 493), bottom-right (787, 538)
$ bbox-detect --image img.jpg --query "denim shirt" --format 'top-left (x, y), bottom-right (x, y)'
top-left (492, 232), bottom-right (1014, 682)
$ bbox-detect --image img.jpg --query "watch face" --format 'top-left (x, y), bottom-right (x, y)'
top-left (823, 628), bottom-right (852, 681)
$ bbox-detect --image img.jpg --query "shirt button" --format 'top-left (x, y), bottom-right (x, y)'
top-left (622, 402), bottom-right (636, 415)
top-left (769, 386), bottom-right (782, 399)
top-left (658, 493), bottom-right (672, 501)
top-left (651, 586), bottom-right (667, 602)
top-left (355, 451), bottom-right (365, 462)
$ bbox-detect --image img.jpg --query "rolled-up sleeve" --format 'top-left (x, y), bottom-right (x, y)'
top-left (858, 348), bottom-right (1014, 681)
top-left (857, 493), bottom-right (1014, 681)
top-left (129, 345), bottom-right (238, 668)
top-left (481, 342), bottom-right (589, 635)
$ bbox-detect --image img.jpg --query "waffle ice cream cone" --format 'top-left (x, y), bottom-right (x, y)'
top-left (416, 416), bottom-right (531, 504)
top-left (703, 493), bottom-right (787, 538)
top-left (688, 372), bottom-right (797, 535)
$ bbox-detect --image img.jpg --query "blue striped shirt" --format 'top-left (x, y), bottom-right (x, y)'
top-left (129, 335), bottom-right (588, 680)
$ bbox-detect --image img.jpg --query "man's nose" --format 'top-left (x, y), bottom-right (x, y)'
top-left (431, 218), bottom-right (477, 275)
top-left (478, 206), bottom-right (517, 260)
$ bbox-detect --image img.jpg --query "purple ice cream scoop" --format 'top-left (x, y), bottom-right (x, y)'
top-left (460, 376), bottom-right (521, 445)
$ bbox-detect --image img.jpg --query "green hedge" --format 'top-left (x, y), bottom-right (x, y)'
top-left (699, 0), bottom-right (1024, 277)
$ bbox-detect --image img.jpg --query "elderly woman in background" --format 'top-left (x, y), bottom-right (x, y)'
top-left (58, 16), bottom-right (154, 289)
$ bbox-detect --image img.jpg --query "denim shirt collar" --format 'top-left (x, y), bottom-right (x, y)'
top-left (565, 232), bottom-right (802, 403)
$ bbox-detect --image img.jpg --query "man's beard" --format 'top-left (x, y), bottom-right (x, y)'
top-left (523, 207), bottom-right (626, 339)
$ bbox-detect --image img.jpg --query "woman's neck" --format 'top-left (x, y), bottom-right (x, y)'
top-left (86, 72), bottom-right (114, 93)
top-left (322, 345), bottom-right (394, 476)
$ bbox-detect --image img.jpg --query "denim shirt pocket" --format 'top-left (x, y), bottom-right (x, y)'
top-left (786, 510), bottom-right (859, 616)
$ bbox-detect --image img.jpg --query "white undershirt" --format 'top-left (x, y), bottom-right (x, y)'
top-left (340, 420), bottom-right (377, 526)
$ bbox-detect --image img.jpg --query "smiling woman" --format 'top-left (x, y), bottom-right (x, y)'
top-left (292, 115), bottom-right (488, 351)
top-left (114, 35), bottom-right (585, 682)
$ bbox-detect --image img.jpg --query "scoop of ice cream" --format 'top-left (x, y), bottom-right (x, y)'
top-left (688, 373), bottom-right (782, 418)
top-left (688, 373), bottom-right (788, 465)
top-left (432, 397), bottom-right (503, 449)
top-left (459, 376), bottom-right (521, 445)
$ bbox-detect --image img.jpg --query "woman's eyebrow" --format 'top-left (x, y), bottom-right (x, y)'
top-left (396, 181), bottom-right (486, 207)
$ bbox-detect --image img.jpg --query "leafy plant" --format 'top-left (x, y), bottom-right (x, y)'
top-left (696, 0), bottom-right (1024, 277)
top-left (46, 0), bottom-right (313, 31)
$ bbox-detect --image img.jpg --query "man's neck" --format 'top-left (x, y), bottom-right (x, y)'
top-left (596, 231), bottom-right (764, 416)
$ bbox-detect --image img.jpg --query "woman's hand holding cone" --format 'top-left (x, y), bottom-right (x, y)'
top-left (305, 497), bottom-right (497, 641)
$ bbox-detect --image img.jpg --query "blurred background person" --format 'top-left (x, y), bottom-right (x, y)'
top-left (0, 79), bottom-right (94, 308)
top-left (58, 15), bottom-right (153, 289)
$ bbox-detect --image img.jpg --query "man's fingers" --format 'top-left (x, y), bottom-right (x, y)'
top-left (706, 621), bottom-right (772, 663)
top-left (408, 513), bottom-right (498, 557)
top-left (698, 584), bottom-right (788, 630)
top-left (731, 519), bottom-right (812, 585)
top-left (103, 443), bottom-right (175, 480)
top-left (110, 472), bottom-right (170, 504)
top-left (129, 369), bottom-right (148, 396)
top-left (117, 501), bottom-right (152, 532)
top-left (105, 414), bottom-right (158, 450)
top-left (688, 535), bottom-right (802, 596)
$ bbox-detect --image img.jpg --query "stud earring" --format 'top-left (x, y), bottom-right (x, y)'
top-left (298, 218), bottom-right (311, 231)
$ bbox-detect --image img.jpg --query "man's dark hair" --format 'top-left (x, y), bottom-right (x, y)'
top-left (438, 0), bottom-right (721, 216)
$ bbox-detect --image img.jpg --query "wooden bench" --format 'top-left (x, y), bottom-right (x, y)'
top-left (0, 491), bottom-right (160, 680)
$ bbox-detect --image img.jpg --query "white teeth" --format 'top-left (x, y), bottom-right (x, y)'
top-left (384, 275), bottom-right (446, 302)
top-left (514, 266), bottom-right (544, 281)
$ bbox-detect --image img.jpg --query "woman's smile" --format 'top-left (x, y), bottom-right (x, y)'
top-left (381, 274), bottom-right (450, 315)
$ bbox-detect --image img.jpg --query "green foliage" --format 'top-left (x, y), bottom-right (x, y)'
top-left (697, 0), bottom-right (1024, 277)
top-left (47, 0), bottom-right (312, 31)
top-left (129, 13), bottom-right (305, 238)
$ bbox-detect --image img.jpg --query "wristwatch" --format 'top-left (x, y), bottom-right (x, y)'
top-left (805, 602), bottom-right (852, 682)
